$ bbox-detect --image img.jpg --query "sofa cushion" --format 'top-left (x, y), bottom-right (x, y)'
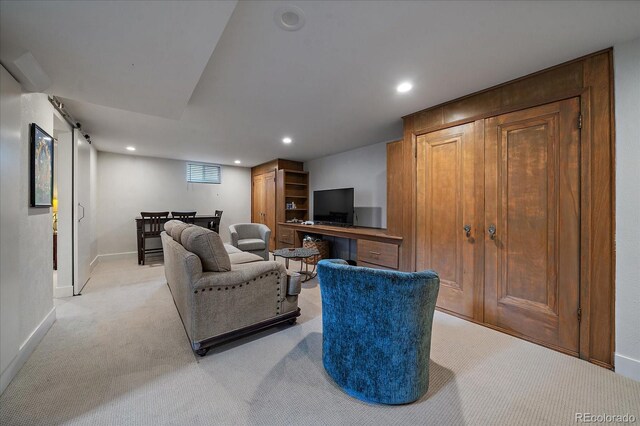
top-left (164, 220), bottom-right (183, 234)
top-left (181, 226), bottom-right (231, 272)
top-left (224, 244), bottom-right (242, 254)
top-left (229, 252), bottom-right (265, 265)
top-left (170, 222), bottom-right (191, 243)
top-left (238, 238), bottom-right (266, 251)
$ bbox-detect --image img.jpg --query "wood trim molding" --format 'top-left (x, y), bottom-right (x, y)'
top-left (411, 88), bottom-right (587, 137)
top-left (402, 48), bottom-right (612, 120)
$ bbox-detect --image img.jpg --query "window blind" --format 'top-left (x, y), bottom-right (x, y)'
top-left (186, 162), bottom-right (221, 184)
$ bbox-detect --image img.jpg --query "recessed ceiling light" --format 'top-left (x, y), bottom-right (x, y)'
top-left (275, 5), bottom-right (305, 31)
top-left (234, 160), bottom-right (241, 164)
top-left (126, 146), bottom-right (136, 151)
top-left (396, 81), bottom-right (413, 93)
top-left (282, 137), bottom-right (292, 144)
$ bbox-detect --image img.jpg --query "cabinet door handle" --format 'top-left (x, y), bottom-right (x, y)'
top-left (463, 224), bottom-right (471, 238)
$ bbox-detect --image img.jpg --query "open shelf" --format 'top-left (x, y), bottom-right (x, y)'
top-left (277, 168), bottom-right (309, 249)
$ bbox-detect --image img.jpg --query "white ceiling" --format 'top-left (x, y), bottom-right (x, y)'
top-left (2, 1), bottom-right (640, 167)
top-left (0, 0), bottom-right (237, 118)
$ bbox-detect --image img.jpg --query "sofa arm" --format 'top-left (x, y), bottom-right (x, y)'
top-left (258, 225), bottom-right (271, 241)
top-left (287, 271), bottom-right (302, 295)
top-left (261, 228), bottom-right (271, 252)
top-left (229, 225), bottom-right (239, 247)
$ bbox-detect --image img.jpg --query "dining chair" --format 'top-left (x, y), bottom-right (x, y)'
top-left (140, 211), bottom-right (169, 264)
top-left (208, 210), bottom-right (223, 233)
top-left (171, 211), bottom-right (197, 224)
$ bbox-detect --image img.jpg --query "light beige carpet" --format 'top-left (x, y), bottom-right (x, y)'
top-left (0, 256), bottom-right (638, 426)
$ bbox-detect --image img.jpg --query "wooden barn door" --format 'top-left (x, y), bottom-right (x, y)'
top-left (483, 98), bottom-right (581, 354)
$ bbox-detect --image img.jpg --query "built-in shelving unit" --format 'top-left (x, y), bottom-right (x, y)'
top-left (252, 159), bottom-right (306, 250)
top-left (277, 169), bottom-right (309, 248)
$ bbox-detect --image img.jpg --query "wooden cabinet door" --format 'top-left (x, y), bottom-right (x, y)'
top-left (416, 122), bottom-right (481, 319)
top-left (484, 98), bottom-right (580, 354)
top-left (252, 174), bottom-right (264, 224)
top-left (263, 170), bottom-right (276, 248)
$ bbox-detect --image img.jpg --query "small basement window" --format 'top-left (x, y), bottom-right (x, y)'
top-left (187, 162), bottom-right (221, 184)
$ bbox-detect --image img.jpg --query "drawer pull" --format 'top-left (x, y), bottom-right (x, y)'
top-left (369, 251), bottom-right (381, 255)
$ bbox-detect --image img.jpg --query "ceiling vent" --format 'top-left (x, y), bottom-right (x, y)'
top-left (275, 5), bottom-right (305, 31)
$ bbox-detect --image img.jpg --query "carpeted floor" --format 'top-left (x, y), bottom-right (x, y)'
top-left (0, 255), bottom-right (638, 425)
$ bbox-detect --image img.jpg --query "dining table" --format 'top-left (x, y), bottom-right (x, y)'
top-left (134, 215), bottom-right (220, 265)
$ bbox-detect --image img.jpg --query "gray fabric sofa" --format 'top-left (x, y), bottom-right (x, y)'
top-left (229, 223), bottom-right (271, 260)
top-left (161, 220), bottom-right (301, 356)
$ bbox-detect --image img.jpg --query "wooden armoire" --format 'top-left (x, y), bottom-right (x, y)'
top-left (251, 159), bottom-right (308, 249)
top-left (387, 49), bottom-right (615, 369)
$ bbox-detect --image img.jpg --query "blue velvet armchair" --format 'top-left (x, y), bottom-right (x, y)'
top-left (317, 259), bottom-right (440, 404)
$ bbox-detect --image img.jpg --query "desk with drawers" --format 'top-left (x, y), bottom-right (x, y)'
top-left (277, 222), bottom-right (403, 270)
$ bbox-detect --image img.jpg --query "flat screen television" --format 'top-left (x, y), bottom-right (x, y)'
top-left (313, 188), bottom-right (354, 226)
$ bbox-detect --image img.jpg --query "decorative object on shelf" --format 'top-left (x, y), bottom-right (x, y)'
top-left (286, 201), bottom-right (298, 210)
top-left (29, 123), bottom-right (54, 207)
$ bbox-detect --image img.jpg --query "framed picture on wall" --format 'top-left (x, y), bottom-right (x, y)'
top-left (29, 123), bottom-right (54, 208)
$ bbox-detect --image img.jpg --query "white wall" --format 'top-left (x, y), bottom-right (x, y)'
top-left (97, 152), bottom-right (251, 256)
top-left (0, 67), bottom-right (56, 394)
top-left (305, 140), bottom-right (389, 228)
top-left (0, 64), bottom-right (22, 391)
top-left (614, 37), bottom-right (640, 382)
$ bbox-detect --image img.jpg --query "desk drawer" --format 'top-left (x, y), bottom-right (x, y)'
top-left (357, 240), bottom-right (398, 269)
top-left (278, 227), bottom-right (295, 245)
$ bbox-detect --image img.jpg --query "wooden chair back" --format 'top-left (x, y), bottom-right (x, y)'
top-left (171, 211), bottom-right (197, 224)
top-left (208, 216), bottom-right (221, 234)
top-left (141, 211), bottom-right (169, 237)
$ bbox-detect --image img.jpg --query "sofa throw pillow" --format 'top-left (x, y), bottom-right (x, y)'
top-left (181, 226), bottom-right (231, 272)
top-left (169, 222), bottom-right (191, 243)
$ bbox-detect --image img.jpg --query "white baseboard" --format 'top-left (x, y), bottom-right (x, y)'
top-left (0, 307), bottom-right (56, 394)
top-left (53, 285), bottom-right (73, 299)
top-left (615, 353), bottom-right (640, 382)
top-left (96, 251), bottom-right (137, 262)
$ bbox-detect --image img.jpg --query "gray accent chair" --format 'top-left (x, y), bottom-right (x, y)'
top-left (229, 223), bottom-right (271, 260)
top-left (161, 220), bottom-right (301, 356)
